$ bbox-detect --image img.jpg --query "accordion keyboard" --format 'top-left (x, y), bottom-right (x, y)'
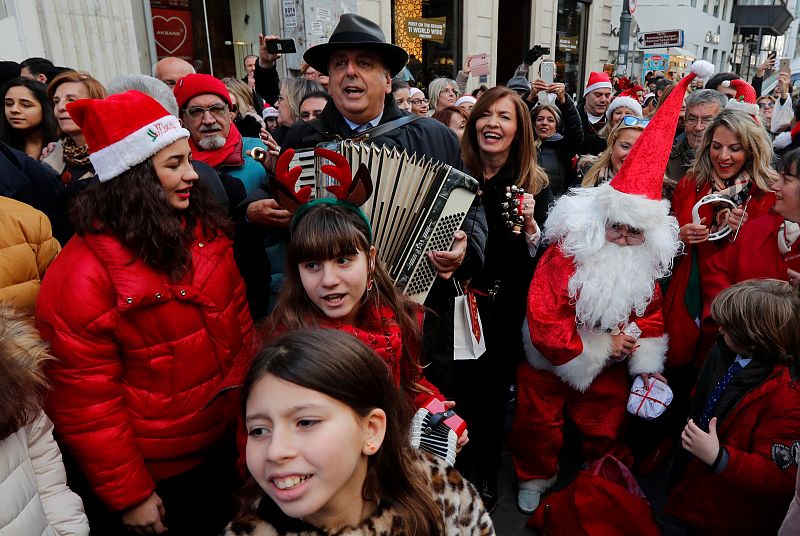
top-left (409, 398), bottom-right (466, 467)
top-left (313, 141), bottom-right (479, 304)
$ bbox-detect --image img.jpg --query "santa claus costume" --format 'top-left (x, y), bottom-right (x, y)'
top-left (510, 60), bottom-right (713, 513)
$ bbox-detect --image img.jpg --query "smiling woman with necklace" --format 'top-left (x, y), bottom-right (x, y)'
top-left (664, 109), bottom-right (777, 372)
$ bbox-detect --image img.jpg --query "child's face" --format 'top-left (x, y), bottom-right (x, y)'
top-left (720, 327), bottom-right (751, 356)
top-left (245, 374), bottom-right (384, 529)
top-left (298, 247), bottom-right (375, 325)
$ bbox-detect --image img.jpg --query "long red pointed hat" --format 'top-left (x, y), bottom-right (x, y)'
top-left (610, 61), bottom-right (715, 201)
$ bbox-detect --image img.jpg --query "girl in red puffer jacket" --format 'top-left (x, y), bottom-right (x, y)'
top-left (35, 91), bottom-right (256, 535)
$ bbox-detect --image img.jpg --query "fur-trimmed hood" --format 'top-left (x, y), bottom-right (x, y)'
top-left (0, 307), bottom-right (51, 438)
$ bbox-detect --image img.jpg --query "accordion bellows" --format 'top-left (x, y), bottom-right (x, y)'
top-left (292, 141), bottom-right (479, 303)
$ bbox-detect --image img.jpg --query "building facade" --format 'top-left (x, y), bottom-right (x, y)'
top-left (1, 0), bottom-right (612, 97)
top-left (608, 0), bottom-right (734, 79)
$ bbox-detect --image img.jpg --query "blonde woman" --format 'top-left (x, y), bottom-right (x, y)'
top-left (664, 109), bottom-right (778, 370)
top-left (222, 77), bottom-right (265, 138)
top-left (582, 117), bottom-right (648, 188)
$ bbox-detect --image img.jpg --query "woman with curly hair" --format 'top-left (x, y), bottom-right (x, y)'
top-left (35, 91), bottom-right (256, 535)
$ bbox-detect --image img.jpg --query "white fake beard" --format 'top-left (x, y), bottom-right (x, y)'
top-left (197, 134), bottom-right (226, 150)
top-left (569, 241), bottom-right (663, 331)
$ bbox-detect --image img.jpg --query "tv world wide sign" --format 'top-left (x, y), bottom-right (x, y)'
top-left (636, 30), bottom-right (684, 49)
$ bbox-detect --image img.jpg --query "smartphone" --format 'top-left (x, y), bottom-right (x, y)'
top-left (267, 39), bottom-right (296, 54)
top-left (469, 53), bottom-right (490, 77)
top-left (780, 57), bottom-right (791, 75)
top-left (769, 50), bottom-right (778, 69)
top-left (538, 61), bottom-right (555, 105)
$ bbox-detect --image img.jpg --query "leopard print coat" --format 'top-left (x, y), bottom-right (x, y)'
top-left (222, 451), bottom-right (495, 535)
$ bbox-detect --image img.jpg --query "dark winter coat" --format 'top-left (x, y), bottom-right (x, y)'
top-left (576, 100), bottom-right (608, 156)
top-left (666, 133), bottom-right (694, 184)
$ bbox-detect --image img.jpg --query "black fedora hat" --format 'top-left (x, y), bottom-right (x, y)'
top-left (304, 14), bottom-right (408, 77)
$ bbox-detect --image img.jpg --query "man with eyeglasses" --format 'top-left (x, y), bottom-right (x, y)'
top-left (173, 74), bottom-right (272, 318)
top-left (667, 89), bottom-right (727, 183)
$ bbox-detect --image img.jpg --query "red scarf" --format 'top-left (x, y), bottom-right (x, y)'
top-left (190, 122), bottom-right (244, 169)
top-left (322, 305), bottom-right (404, 385)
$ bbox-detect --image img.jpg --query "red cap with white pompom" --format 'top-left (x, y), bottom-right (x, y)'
top-left (722, 79), bottom-right (760, 119)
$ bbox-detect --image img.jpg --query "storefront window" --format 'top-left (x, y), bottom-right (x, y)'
top-left (556, 0), bottom-right (589, 96)
top-left (150, 0), bottom-right (258, 77)
top-left (392, 0), bottom-right (462, 89)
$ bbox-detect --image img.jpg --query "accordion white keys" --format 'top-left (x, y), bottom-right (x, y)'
top-left (290, 140), bottom-right (479, 304)
top-left (410, 398), bottom-right (467, 466)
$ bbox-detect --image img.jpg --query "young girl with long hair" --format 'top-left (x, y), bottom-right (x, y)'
top-left (225, 329), bottom-right (494, 535)
top-left (1, 78), bottom-right (59, 158)
top-left (36, 91), bottom-right (256, 535)
top-left (265, 199), bottom-right (446, 410)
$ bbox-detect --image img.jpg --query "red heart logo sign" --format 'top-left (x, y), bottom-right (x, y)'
top-left (154, 15), bottom-right (188, 55)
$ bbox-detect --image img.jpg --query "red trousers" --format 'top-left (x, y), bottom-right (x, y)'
top-left (511, 361), bottom-right (630, 481)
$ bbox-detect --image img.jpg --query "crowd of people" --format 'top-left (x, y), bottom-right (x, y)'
top-left (2, 12), bottom-right (800, 536)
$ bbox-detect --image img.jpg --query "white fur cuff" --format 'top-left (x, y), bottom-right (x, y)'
top-left (523, 321), bottom-right (613, 392)
top-left (519, 475), bottom-right (557, 492)
top-left (627, 334), bottom-right (668, 376)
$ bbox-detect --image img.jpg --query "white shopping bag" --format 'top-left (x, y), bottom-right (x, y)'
top-left (453, 290), bottom-right (487, 360)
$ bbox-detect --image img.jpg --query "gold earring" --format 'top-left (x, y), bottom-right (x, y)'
top-left (367, 442), bottom-right (375, 451)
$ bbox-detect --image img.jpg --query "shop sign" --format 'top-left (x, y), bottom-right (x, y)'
top-left (152, 7), bottom-right (194, 61)
top-left (643, 53), bottom-right (670, 74)
top-left (636, 30), bottom-right (683, 49)
top-left (559, 36), bottom-right (578, 53)
top-left (705, 31), bottom-right (720, 44)
top-left (150, 0), bottom-right (189, 8)
top-left (406, 17), bottom-right (446, 44)
top-left (283, 0), bottom-right (298, 28)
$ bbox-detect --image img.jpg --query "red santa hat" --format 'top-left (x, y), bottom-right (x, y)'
top-left (584, 71), bottom-right (613, 97)
top-left (619, 85), bottom-right (646, 102)
top-left (722, 79), bottom-right (759, 117)
top-left (67, 90), bottom-right (189, 183)
top-left (173, 73), bottom-right (233, 111)
top-left (597, 60), bottom-right (715, 227)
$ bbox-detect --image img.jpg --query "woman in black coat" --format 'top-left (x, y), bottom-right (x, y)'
top-left (449, 85), bottom-right (553, 511)
top-left (530, 80), bottom-right (583, 198)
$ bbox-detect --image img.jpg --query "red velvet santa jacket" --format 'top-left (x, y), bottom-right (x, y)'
top-left (703, 213), bottom-right (800, 322)
top-left (35, 229), bottom-right (256, 512)
top-left (524, 245), bottom-right (667, 392)
top-left (664, 177), bottom-right (774, 367)
top-left (665, 365), bottom-right (800, 535)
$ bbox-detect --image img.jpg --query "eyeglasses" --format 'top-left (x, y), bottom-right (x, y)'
top-left (184, 104), bottom-right (228, 118)
top-left (606, 223), bottom-right (645, 245)
top-left (758, 101), bottom-right (775, 109)
top-left (620, 116), bottom-right (649, 127)
top-left (410, 98), bottom-right (429, 106)
top-left (685, 115), bottom-right (715, 127)
top-left (299, 110), bottom-right (323, 119)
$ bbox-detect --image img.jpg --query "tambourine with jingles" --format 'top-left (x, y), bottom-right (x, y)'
top-left (691, 193), bottom-right (738, 241)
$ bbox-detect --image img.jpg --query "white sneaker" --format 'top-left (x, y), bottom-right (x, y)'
top-left (517, 489), bottom-right (542, 513)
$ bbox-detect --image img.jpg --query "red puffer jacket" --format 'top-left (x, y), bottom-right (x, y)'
top-left (664, 365), bottom-right (800, 535)
top-left (35, 228), bottom-right (256, 512)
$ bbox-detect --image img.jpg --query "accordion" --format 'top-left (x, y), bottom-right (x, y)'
top-left (410, 398), bottom-right (467, 466)
top-left (289, 140), bottom-right (479, 304)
